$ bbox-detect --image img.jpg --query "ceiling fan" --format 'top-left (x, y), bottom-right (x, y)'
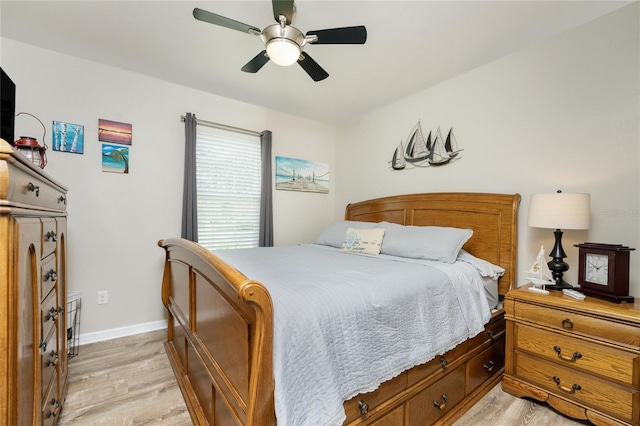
top-left (193, 0), bottom-right (367, 82)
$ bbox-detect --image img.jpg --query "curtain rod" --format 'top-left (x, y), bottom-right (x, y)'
top-left (181, 115), bottom-right (262, 137)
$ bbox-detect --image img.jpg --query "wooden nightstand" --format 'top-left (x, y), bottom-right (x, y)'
top-left (502, 285), bottom-right (640, 426)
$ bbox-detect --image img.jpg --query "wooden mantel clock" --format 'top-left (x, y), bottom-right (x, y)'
top-left (575, 242), bottom-right (635, 303)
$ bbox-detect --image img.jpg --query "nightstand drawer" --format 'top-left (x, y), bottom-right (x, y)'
top-left (514, 301), bottom-right (640, 348)
top-left (515, 324), bottom-right (640, 386)
top-left (515, 352), bottom-right (639, 423)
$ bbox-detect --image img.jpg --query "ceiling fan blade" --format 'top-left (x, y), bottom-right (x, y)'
top-left (297, 53), bottom-right (329, 82)
top-left (241, 51), bottom-right (270, 73)
top-left (272, 0), bottom-right (294, 25)
top-left (306, 26), bottom-right (367, 44)
top-left (193, 8), bottom-right (261, 35)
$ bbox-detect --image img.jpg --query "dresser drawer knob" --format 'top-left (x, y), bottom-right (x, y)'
top-left (488, 330), bottom-right (495, 340)
top-left (553, 376), bottom-right (581, 393)
top-left (46, 350), bottom-right (59, 367)
top-left (27, 182), bottom-right (40, 197)
top-left (45, 269), bottom-right (57, 282)
top-left (58, 195), bottom-right (66, 205)
top-left (553, 346), bottom-right (582, 362)
top-left (47, 398), bottom-right (61, 418)
top-left (45, 231), bottom-right (57, 242)
top-left (561, 318), bottom-right (574, 330)
top-left (358, 400), bottom-right (369, 415)
top-left (440, 356), bottom-right (448, 370)
top-left (483, 360), bottom-right (495, 372)
top-left (45, 307), bottom-right (58, 321)
top-left (433, 394), bottom-right (448, 410)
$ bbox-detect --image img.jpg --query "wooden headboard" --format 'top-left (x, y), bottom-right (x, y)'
top-left (345, 192), bottom-right (521, 296)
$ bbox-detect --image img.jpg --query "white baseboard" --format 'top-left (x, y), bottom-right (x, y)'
top-left (78, 320), bottom-right (166, 346)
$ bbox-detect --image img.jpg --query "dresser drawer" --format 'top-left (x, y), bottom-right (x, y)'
top-left (407, 364), bottom-right (466, 426)
top-left (407, 341), bottom-right (469, 388)
top-left (40, 325), bottom-right (59, 402)
top-left (41, 290), bottom-right (59, 341)
top-left (469, 316), bottom-right (506, 348)
top-left (41, 254), bottom-right (58, 301)
top-left (344, 372), bottom-right (407, 424)
top-left (466, 338), bottom-right (505, 394)
top-left (514, 301), bottom-right (640, 348)
top-left (515, 323), bottom-right (640, 387)
top-left (514, 352), bottom-right (639, 423)
top-left (41, 382), bottom-right (61, 426)
top-left (41, 218), bottom-right (58, 258)
top-left (3, 160), bottom-right (67, 211)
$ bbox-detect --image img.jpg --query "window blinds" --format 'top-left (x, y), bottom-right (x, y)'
top-left (196, 125), bottom-right (261, 250)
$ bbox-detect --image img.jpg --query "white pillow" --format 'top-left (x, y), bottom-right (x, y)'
top-left (314, 221), bottom-right (378, 248)
top-left (342, 228), bottom-right (385, 255)
top-left (379, 221), bottom-right (472, 263)
top-left (457, 249), bottom-right (505, 280)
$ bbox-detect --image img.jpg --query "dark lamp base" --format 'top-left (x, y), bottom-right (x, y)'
top-left (545, 281), bottom-right (575, 291)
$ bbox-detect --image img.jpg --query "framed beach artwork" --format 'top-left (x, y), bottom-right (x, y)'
top-left (98, 119), bottom-right (132, 145)
top-left (102, 144), bottom-right (129, 174)
top-left (52, 121), bottom-right (84, 154)
top-left (275, 156), bottom-right (329, 194)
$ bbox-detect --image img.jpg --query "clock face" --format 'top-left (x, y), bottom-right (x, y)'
top-left (585, 253), bottom-right (608, 285)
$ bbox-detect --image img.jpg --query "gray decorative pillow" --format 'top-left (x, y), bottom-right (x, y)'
top-left (314, 221), bottom-right (377, 248)
top-left (379, 221), bottom-right (473, 263)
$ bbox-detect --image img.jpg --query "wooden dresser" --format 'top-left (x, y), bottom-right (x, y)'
top-left (0, 139), bottom-right (69, 425)
top-left (503, 285), bottom-right (640, 426)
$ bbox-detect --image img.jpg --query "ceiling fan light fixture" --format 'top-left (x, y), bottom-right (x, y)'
top-left (266, 38), bottom-right (301, 66)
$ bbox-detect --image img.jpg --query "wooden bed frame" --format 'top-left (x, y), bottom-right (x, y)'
top-left (159, 192), bottom-right (520, 425)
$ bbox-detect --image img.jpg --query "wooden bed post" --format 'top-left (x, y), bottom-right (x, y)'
top-left (238, 281), bottom-right (275, 426)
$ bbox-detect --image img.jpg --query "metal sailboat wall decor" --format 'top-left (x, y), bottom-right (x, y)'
top-left (391, 121), bottom-right (463, 170)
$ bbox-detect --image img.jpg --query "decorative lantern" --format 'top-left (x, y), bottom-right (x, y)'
top-left (14, 112), bottom-right (47, 169)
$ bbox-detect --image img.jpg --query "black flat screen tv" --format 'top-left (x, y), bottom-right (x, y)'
top-left (1, 67), bottom-right (16, 145)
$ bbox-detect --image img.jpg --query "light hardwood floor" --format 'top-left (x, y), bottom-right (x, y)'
top-left (58, 330), bottom-right (589, 425)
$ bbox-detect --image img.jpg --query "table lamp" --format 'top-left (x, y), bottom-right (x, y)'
top-left (528, 190), bottom-right (590, 290)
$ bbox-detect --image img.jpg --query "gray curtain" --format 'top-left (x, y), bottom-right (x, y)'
top-left (181, 112), bottom-right (198, 241)
top-left (259, 130), bottom-right (274, 247)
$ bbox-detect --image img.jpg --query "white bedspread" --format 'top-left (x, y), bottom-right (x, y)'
top-left (215, 244), bottom-right (491, 426)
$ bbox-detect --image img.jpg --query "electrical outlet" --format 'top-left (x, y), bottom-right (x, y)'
top-left (97, 290), bottom-right (108, 305)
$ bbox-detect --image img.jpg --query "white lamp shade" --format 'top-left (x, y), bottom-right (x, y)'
top-left (266, 39), bottom-right (301, 66)
top-left (528, 192), bottom-right (590, 230)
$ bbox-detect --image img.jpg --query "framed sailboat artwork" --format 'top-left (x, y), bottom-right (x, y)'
top-left (391, 122), bottom-right (462, 170)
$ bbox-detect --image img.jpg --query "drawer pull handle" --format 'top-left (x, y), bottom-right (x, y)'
top-left (45, 231), bottom-right (57, 242)
top-left (46, 350), bottom-right (59, 367)
top-left (483, 360), bottom-right (495, 372)
top-left (433, 394), bottom-right (448, 410)
top-left (358, 400), bottom-right (369, 415)
top-left (27, 182), bottom-right (40, 197)
top-left (553, 376), bottom-right (581, 393)
top-left (39, 340), bottom-right (47, 352)
top-left (561, 318), bottom-right (574, 330)
top-left (440, 356), bottom-right (448, 370)
top-left (488, 330), bottom-right (495, 340)
top-left (45, 269), bottom-right (57, 282)
top-left (48, 398), bottom-right (60, 418)
top-left (553, 346), bottom-right (582, 362)
top-left (46, 307), bottom-right (57, 321)
top-left (58, 195), bottom-right (66, 204)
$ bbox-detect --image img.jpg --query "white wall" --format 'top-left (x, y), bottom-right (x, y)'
top-left (335, 4), bottom-right (640, 296)
top-left (1, 38), bottom-right (336, 339)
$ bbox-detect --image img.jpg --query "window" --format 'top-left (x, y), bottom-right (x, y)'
top-left (196, 126), bottom-right (262, 250)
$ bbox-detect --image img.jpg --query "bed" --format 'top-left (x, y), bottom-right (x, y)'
top-left (159, 192), bottom-right (520, 425)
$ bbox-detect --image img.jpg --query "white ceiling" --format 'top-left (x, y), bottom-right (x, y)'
top-left (0, 1), bottom-right (632, 125)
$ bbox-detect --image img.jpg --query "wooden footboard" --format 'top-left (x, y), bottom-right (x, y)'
top-left (160, 192), bottom-right (520, 425)
top-left (159, 238), bottom-right (276, 425)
